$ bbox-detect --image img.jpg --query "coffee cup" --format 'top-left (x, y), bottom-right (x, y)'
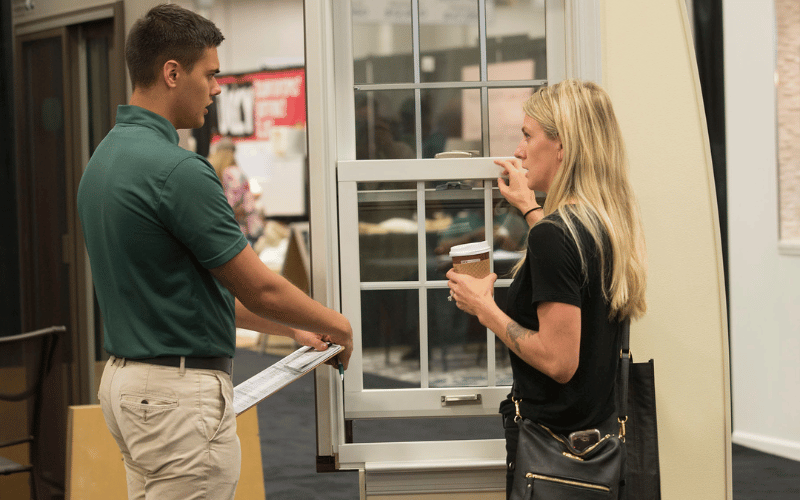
top-left (449, 241), bottom-right (491, 278)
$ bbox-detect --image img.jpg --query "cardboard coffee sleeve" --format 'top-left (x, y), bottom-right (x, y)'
top-left (449, 241), bottom-right (491, 278)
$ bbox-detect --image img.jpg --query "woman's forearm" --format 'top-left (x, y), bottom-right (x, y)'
top-left (476, 301), bottom-right (579, 384)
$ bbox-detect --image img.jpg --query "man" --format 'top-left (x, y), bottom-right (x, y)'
top-left (77, 5), bottom-right (352, 499)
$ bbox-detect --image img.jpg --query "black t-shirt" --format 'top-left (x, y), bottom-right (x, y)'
top-left (499, 211), bottom-right (622, 433)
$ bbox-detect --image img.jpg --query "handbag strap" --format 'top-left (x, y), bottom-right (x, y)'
top-left (511, 319), bottom-right (632, 439)
top-left (617, 319), bottom-right (631, 441)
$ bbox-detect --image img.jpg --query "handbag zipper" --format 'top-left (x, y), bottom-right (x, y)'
top-left (526, 473), bottom-right (611, 493)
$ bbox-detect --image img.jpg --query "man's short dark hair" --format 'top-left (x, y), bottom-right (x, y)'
top-left (125, 3), bottom-right (224, 90)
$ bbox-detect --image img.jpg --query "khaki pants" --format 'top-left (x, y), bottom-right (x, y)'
top-left (98, 357), bottom-right (241, 500)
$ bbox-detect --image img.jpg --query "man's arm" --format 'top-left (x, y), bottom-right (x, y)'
top-left (210, 245), bottom-right (353, 368)
top-left (234, 298), bottom-right (336, 354)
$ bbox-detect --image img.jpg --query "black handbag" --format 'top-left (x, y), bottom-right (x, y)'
top-left (510, 320), bottom-right (660, 500)
top-left (617, 322), bottom-right (661, 499)
top-left (510, 411), bottom-right (624, 499)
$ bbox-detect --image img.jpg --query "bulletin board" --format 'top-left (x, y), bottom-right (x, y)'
top-left (211, 67), bottom-right (308, 217)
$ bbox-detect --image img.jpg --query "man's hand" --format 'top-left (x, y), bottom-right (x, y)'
top-left (292, 329), bottom-right (330, 351)
top-left (319, 321), bottom-right (353, 369)
top-left (291, 327), bottom-right (354, 370)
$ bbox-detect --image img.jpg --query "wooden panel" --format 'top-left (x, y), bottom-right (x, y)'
top-left (66, 405), bottom-right (265, 499)
top-left (236, 405), bottom-right (267, 500)
top-left (65, 405), bottom-right (124, 498)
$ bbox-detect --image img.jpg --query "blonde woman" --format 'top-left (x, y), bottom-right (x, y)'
top-left (207, 138), bottom-right (264, 244)
top-left (446, 80), bottom-right (646, 498)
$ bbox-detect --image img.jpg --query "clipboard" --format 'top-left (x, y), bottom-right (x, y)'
top-left (233, 343), bottom-right (343, 415)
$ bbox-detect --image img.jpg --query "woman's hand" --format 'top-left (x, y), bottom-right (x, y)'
top-left (446, 269), bottom-right (498, 319)
top-left (495, 157), bottom-right (539, 215)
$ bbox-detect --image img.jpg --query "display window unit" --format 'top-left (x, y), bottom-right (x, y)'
top-left (305, 0), bottom-right (601, 472)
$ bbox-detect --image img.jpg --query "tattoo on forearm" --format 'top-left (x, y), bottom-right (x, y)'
top-left (506, 321), bottom-right (533, 355)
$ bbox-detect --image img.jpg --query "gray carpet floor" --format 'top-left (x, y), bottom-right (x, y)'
top-left (233, 348), bottom-right (800, 499)
top-left (732, 443), bottom-right (800, 499)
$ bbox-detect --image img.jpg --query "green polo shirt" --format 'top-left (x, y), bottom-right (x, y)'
top-left (77, 105), bottom-right (248, 359)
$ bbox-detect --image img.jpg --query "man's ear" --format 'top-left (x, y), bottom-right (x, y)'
top-left (163, 60), bottom-right (180, 88)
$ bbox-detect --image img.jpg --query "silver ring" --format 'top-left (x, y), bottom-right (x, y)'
top-left (447, 294), bottom-right (453, 302)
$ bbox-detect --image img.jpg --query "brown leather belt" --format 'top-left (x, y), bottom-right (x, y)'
top-left (131, 356), bottom-right (232, 375)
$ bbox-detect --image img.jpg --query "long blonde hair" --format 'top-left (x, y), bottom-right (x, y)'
top-left (521, 80), bottom-right (647, 320)
top-left (207, 142), bottom-right (237, 182)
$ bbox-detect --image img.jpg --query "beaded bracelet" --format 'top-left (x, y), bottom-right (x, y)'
top-left (523, 206), bottom-right (543, 218)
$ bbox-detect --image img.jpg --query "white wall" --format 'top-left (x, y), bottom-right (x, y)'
top-left (204, 0), bottom-right (305, 74)
top-left (724, 0), bottom-right (800, 462)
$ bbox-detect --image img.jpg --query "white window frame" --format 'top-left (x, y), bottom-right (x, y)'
top-left (306, 0), bottom-right (601, 470)
top-left (338, 159), bottom-right (515, 420)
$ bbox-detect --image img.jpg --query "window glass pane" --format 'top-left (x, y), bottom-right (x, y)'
top-left (355, 90), bottom-right (416, 159)
top-left (424, 179), bottom-right (486, 281)
top-left (486, 0), bottom-right (547, 81)
top-left (419, 0), bottom-right (480, 83)
top-left (428, 288), bottom-right (488, 387)
top-left (491, 187), bottom-right (528, 278)
top-left (352, 1), bottom-right (413, 84)
top-left (426, 286), bottom-right (515, 388)
top-left (487, 86), bottom-right (536, 157)
top-left (493, 286), bottom-right (514, 386)
top-left (422, 88), bottom-right (482, 158)
top-left (361, 289), bottom-right (421, 389)
top-left (424, 179), bottom-right (491, 389)
top-left (358, 182), bottom-right (419, 282)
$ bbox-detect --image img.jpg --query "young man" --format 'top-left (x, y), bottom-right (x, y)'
top-left (77, 5), bottom-right (352, 499)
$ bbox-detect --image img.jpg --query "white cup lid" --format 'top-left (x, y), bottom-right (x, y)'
top-left (449, 241), bottom-right (491, 258)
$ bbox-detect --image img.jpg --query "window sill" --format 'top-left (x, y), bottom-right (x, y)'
top-left (778, 240), bottom-right (800, 256)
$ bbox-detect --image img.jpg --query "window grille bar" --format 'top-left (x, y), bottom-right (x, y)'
top-left (417, 181), bottom-right (430, 388)
top-left (479, 0), bottom-right (491, 156)
top-left (354, 80), bottom-right (548, 92)
top-left (411, 0), bottom-right (423, 159)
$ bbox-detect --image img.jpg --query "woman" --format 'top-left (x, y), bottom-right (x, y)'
top-left (207, 138), bottom-right (264, 245)
top-left (446, 79), bottom-right (647, 497)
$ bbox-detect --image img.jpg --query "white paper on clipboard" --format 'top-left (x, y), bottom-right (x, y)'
top-left (233, 343), bottom-right (343, 415)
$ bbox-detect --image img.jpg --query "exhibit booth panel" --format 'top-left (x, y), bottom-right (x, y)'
top-left (603, 0), bottom-right (732, 498)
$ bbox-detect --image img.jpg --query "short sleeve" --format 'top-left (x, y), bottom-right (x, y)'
top-left (158, 157), bottom-right (248, 268)
top-left (527, 219), bottom-right (583, 308)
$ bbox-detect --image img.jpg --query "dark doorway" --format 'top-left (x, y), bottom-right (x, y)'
top-left (16, 30), bottom-right (72, 498)
top-left (12, 10), bottom-right (124, 496)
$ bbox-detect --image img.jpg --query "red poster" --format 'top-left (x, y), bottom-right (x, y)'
top-left (215, 68), bottom-right (306, 141)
